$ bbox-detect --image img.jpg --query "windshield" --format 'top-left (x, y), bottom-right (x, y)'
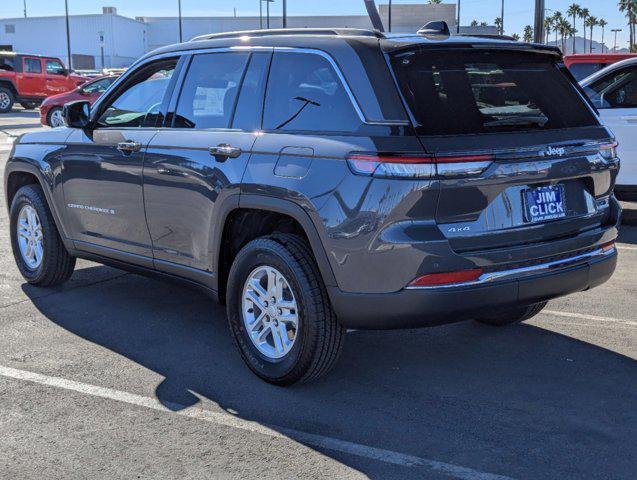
top-left (389, 49), bottom-right (597, 136)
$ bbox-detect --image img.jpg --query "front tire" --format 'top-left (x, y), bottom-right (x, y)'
top-left (10, 184), bottom-right (76, 286)
top-left (226, 234), bottom-right (344, 385)
top-left (47, 107), bottom-right (65, 127)
top-left (474, 302), bottom-right (547, 326)
top-left (0, 87), bottom-right (14, 113)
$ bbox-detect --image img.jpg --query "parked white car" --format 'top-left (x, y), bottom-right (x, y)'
top-left (582, 58), bottom-right (637, 201)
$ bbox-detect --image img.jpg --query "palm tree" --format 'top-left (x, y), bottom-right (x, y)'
top-left (470, 20), bottom-right (479, 27)
top-left (544, 17), bottom-right (553, 44)
top-left (598, 19), bottom-right (608, 53)
top-left (480, 21), bottom-right (488, 27)
top-left (523, 25), bottom-right (533, 43)
top-left (495, 17), bottom-right (503, 34)
top-left (579, 8), bottom-right (590, 53)
top-left (427, 0), bottom-right (442, 3)
top-left (511, 33), bottom-right (520, 41)
top-left (619, 0), bottom-right (637, 51)
top-left (567, 4), bottom-right (581, 53)
top-left (585, 16), bottom-right (598, 53)
top-left (552, 12), bottom-right (563, 46)
top-left (557, 18), bottom-right (573, 52)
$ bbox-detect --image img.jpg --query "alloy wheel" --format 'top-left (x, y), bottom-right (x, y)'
top-left (17, 205), bottom-right (44, 270)
top-left (242, 265), bottom-right (299, 359)
top-left (0, 92), bottom-right (10, 110)
top-left (50, 109), bottom-right (65, 127)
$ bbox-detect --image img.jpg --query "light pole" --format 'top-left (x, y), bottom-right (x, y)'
top-left (178, 0), bottom-right (183, 42)
top-left (265, 0), bottom-right (274, 29)
top-left (500, 0), bottom-right (505, 35)
top-left (388, 0), bottom-right (392, 32)
top-left (612, 29), bottom-right (622, 53)
top-left (98, 31), bottom-right (105, 70)
top-left (456, 0), bottom-right (460, 34)
top-left (534, 0), bottom-right (546, 43)
top-left (23, 0), bottom-right (27, 18)
top-left (259, 0), bottom-right (262, 28)
top-left (282, 0), bottom-right (287, 28)
top-left (65, 0), bottom-right (72, 70)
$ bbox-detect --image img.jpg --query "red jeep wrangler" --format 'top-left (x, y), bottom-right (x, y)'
top-left (0, 52), bottom-right (87, 113)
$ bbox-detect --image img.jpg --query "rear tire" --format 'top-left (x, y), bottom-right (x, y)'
top-left (226, 233), bottom-right (345, 385)
top-left (474, 302), bottom-right (547, 326)
top-left (0, 87), bottom-right (14, 113)
top-left (10, 184), bottom-right (76, 286)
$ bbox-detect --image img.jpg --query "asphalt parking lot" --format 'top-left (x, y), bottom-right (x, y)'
top-left (0, 109), bottom-right (636, 479)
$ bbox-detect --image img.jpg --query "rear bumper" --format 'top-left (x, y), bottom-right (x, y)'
top-left (329, 247), bottom-right (617, 329)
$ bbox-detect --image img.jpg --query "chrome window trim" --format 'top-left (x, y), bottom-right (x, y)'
top-left (405, 246), bottom-right (616, 290)
top-left (126, 46), bottom-right (410, 127)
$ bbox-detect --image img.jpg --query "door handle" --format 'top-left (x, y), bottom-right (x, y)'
top-left (117, 141), bottom-right (142, 153)
top-left (209, 143), bottom-right (242, 160)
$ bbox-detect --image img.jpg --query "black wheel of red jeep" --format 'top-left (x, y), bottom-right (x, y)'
top-left (474, 302), bottom-right (548, 326)
top-left (10, 184), bottom-right (76, 286)
top-left (0, 87), bottom-right (14, 113)
top-left (226, 233), bottom-right (345, 385)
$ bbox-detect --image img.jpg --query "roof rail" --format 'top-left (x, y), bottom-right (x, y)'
top-left (190, 28), bottom-right (385, 42)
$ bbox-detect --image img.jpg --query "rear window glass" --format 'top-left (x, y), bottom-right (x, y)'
top-left (390, 49), bottom-right (597, 136)
top-left (569, 62), bottom-right (608, 81)
top-left (0, 56), bottom-right (15, 71)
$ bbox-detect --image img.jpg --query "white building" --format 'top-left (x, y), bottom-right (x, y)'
top-left (0, 4), bottom-right (495, 70)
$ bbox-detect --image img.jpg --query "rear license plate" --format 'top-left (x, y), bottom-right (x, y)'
top-left (523, 185), bottom-right (567, 223)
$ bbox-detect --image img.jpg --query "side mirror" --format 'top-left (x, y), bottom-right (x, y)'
top-left (63, 100), bottom-right (91, 129)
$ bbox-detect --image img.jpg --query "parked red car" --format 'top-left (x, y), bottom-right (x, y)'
top-left (40, 75), bottom-right (119, 127)
top-left (0, 52), bottom-right (87, 113)
top-left (564, 53), bottom-right (637, 80)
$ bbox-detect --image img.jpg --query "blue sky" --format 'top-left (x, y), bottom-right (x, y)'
top-left (0, 0), bottom-right (630, 48)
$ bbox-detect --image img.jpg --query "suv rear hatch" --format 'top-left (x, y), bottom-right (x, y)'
top-left (388, 46), bottom-right (618, 253)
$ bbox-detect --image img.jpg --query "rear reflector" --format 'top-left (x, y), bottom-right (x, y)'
top-left (601, 241), bottom-right (616, 252)
top-left (347, 152), bottom-right (494, 179)
top-left (408, 268), bottom-right (484, 287)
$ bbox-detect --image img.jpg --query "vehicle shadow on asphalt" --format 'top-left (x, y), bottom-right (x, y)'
top-left (22, 267), bottom-right (637, 479)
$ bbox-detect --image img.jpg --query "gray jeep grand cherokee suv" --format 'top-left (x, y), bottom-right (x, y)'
top-left (5, 29), bottom-right (620, 384)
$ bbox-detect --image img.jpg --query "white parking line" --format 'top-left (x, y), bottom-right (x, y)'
top-left (0, 364), bottom-right (514, 480)
top-left (543, 310), bottom-right (637, 327)
top-left (617, 245), bottom-right (637, 251)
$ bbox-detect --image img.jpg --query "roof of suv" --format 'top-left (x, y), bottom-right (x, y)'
top-left (141, 28), bottom-right (561, 62)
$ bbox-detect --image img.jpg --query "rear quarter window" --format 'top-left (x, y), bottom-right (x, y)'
top-left (390, 49), bottom-right (598, 136)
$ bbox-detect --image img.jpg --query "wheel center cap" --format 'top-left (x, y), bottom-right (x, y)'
top-left (267, 305), bottom-right (278, 318)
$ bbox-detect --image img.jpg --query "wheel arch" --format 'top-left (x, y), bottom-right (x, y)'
top-left (0, 79), bottom-right (18, 97)
top-left (213, 194), bottom-right (337, 304)
top-left (5, 162), bottom-right (72, 248)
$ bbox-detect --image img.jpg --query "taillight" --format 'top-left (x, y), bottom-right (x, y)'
top-left (600, 141), bottom-right (618, 160)
top-left (600, 241), bottom-right (616, 252)
top-left (408, 268), bottom-right (484, 288)
top-left (347, 152), bottom-right (494, 179)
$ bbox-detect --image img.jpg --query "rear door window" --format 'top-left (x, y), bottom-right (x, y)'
top-left (390, 49), bottom-right (597, 136)
top-left (232, 52), bottom-right (270, 131)
top-left (23, 58), bottom-right (42, 74)
top-left (263, 52), bottom-right (360, 132)
top-left (173, 52), bottom-right (249, 129)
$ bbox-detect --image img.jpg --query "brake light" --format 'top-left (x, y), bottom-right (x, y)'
top-left (600, 141), bottom-right (618, 160)
top-left (408, 268), bottom-right (484, 288)
top-left (347, 152), bottom-right (494, 179)
top-left (600, 241), bottom-right (616, 252)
